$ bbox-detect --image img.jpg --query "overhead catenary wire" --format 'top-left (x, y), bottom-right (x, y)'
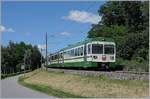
top-left (44, 2), bottom-right (99, 66)
top-left (48, 1), bottom-right (98, 40)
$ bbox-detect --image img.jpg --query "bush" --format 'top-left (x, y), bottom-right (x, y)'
top-left (114, 58), bottom-right (149, 72)
top-left (121, 60), bottom-right (148, 72)
top-left (132, 57), bottom-right (145, 63)
top-left (1, 70), bottom-right (31, 79)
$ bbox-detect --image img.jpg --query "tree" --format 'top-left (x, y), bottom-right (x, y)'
top-left (1, 41), bottom-right (42, 74)
top-left (30, 46), bottom-right (41, 70)
top-left (88, 1), bottom-right (149, 61)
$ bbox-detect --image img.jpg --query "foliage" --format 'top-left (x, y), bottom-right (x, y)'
top-left (87, 1), bottom-right (149, 71)
top-left (1, 41), bottom-right (43, 74)
top-left (119, 58), bottom-right (149, 72)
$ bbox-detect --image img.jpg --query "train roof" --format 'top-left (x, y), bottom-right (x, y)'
top-left (60, 37), bottom-right (114, 51)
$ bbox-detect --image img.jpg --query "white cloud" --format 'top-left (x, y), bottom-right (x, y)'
top-left (59, 32), bottom-right (71, 36)
top-left (0, 25), bottom-right (5, 32)
top-left (0, 25), bottom-right (15, 33)
top-left (7, 28), bottom-right (15, 32)
top-left (63, 10), bottom-right (101, 24)
top-left (38, 44), bottom-right (46, 50)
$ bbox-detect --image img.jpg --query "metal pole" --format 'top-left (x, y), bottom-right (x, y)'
top-left (46, 32), bottom-right (48, 71)
top-left (24, 50), bottom-right (26, 76)
top-left (41, 48), bottom-right (42, 68)
top-left (29, 49), bottom-right (31, 71)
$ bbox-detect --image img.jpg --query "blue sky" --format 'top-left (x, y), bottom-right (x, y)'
top-left (1, 1), bottom-right (105, 53)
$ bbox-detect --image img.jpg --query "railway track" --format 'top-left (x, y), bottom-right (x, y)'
top-left (46, 68), bottom-right (149, 80)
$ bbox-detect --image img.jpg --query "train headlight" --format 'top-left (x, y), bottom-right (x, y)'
top-left (93, 56), bottom-right (98, 59)
top-left (102, 55), bottom-right (106, 60)
top-left (110, 56), bottom-right (114, 60)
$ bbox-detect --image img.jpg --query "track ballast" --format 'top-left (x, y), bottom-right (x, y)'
top-left (45, 68), bottom-right (149, 80)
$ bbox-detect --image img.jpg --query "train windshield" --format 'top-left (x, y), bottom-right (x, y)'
top-left (104, 44), bottom-right (115, 54)
top-left (92, 44), bottom-right (103, 54)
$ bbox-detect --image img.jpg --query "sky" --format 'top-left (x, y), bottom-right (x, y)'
top-left (1, 1), bottom-right (105, 54)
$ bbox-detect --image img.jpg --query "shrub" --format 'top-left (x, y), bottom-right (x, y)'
top-left (114, 58), bottom-right (149, 72)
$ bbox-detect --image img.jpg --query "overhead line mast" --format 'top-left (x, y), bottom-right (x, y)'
top-left (44, 2), bottom-right (97, 70)
top-left (46, 32), bottom-right (48, 70)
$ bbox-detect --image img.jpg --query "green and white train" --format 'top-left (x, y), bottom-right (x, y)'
top-left (47, 37), bottom-right (116, 69)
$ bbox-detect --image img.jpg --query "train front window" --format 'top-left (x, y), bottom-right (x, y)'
top-left (92, 44), bottom-right (103, 54)
top-left (104, 44), bottom-right (114, 54)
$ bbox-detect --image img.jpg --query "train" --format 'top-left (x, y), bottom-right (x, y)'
top-left (47, 37), bottom-right (116, 70)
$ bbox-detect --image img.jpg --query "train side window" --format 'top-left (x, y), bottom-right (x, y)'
top-left (79, 47), bottom-right (82, 56)
top-left (54, 55), bottom-right (55, 60)
top-left (71, 49), bottom-right (74, 57)
top-left (69, 51), bottom-right (71, 57)
top-left (63, 51), bottom-right (65, 56)
top-left (58, 53), bottom-right (61, 59)
top-left (67, 51), bottom-right (69, 56)
top-left (76, 48), bottom-right (78, 56)
top-left (84, 45), bottom-right (87, 55)
top-left (67, 51), bottom-right (69, 57)
top-left (59, 53), bottom-right (60, 58)
top-left (59, 53), bottom-right (61, 58)
top-left (61, 53), bottom-right (63, 58)
top-left (78, 47), bottom-right (80, 56)
top-left (52, 56), bottom-right (54, 60)
top-left (77, 48), bottom-right (79, 56)
top-left (81, 47), bottom-right (83, 56)
top-left (73, 49), bottom-right (75, 56)
top-left (65, 51), bottom-right (67, 57)
top-left (70, 50), bottom-right (72, 57)
top-left (78, 48), bottom-right (80, 56)
top-left (88, 44), bottom-right (91, 54)
top-left (55, 55), bottom-right (56, 60)
top-left (66, 51), bottom-right (68, 57)
top-left (63, 51), bottom-right (66, 59)
top-left (50, 56), bottom-right (51, 61)
top-left (69, 50), bottom-right (71, 57)
top-left (75, 48), bottom-right (77, 56)
top-left (56, 54), bottom-right (59, 59)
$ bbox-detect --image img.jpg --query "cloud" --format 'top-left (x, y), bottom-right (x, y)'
top-left (38, 44), bottom-right (46, 50)
top-left (59, 32), bottom-right (71, 36)
top-left (63, 10), bottom-right (101, 24)
top-left (0, 25), bottom-right (15, 33)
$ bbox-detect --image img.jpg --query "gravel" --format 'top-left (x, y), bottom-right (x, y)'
top-left (47, 68), bottom-right (149, 80)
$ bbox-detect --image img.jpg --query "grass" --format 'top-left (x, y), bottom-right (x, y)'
top-left (18, 70), bottom-right (84, 98)
top-left (18, 77), bottom-right (83, 98)
top-left (18, 69), bottom-right (149, 98)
